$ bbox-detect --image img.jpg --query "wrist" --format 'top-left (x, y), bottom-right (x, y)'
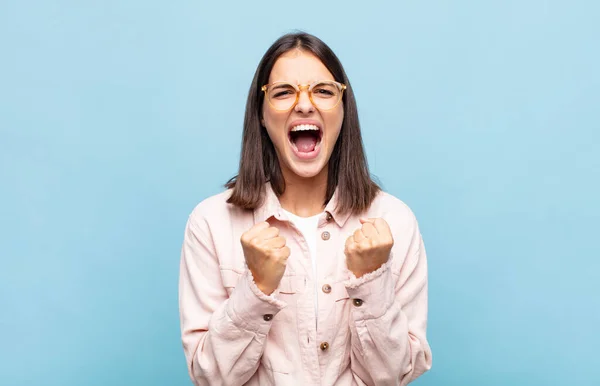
top-left (349, 262), bottom-right (385, 278)
top-left (257, 283), bottom-right (275, 295)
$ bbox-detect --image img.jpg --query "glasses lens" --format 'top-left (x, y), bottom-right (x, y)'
top-left (310, 81), bottom-right (342, 110)
top-left (267, 83), bottom-right (297, 111)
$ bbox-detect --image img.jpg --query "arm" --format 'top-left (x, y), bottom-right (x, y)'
top-left (179, 216), bottom-right (286, 386)
top-left (345, 214), bottom-right (432, 385)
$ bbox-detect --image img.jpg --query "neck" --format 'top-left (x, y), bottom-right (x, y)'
top-left (278, 167), bottom-right (328, 218)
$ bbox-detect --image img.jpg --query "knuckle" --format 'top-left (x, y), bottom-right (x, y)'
top-left (379, 219), bottom-right (390, 230)
top-left (278, 247), bottom-right (291, 259)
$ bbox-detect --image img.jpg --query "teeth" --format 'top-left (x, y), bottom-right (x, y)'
top-left (291, 124), bottom-right (320, 132)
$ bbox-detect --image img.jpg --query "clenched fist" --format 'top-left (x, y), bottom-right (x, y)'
top-left (240, 222), bottom-right (290, 295)
top-left (345, 218), bottom-right (394, 278)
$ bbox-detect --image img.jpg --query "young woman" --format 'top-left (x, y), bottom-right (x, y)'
top-left (179, 32), bottom-right (432, 386)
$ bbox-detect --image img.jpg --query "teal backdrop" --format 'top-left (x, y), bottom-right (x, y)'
top-left (1, 1), bottom-right (599, 385)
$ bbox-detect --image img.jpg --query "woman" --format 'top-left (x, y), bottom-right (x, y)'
top-left (179, 32), bottom-right (432, 385)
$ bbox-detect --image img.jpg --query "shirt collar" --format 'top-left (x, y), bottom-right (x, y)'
top-left (253, 183), bottom-right (282, 223)
top-left (323, 189), bottom-right (351, 227)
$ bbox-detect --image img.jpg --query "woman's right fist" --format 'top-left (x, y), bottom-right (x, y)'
top-left (240, 222), bottom-right (290, 295)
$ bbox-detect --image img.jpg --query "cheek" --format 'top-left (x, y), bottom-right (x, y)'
top-left (262, 110), bottom-right (288, 145)
top-left (264, 125), bottom-right (283, 146)
top-left (261, 103), bottom-right (269, 126)
top-left (325, 109), bottom-right (344, 142)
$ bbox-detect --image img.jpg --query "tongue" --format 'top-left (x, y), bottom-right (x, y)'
top-left (295, 134), bottom-right (317, 153)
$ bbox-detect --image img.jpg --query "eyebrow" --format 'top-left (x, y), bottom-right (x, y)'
top-left (271, 83), bottom-right (294, 89)
top-left (270, 79), bottom-right (334, 86)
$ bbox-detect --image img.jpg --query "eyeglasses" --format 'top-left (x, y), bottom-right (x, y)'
top-left (261, 80), bottom-right (346, 111)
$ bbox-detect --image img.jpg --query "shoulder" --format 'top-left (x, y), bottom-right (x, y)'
top-left (366, 190), bottom-right (420, 236)
top-left (190, 189), bottom-right (233, 214)
top-left (187, 189), bottom-right (245, 230)
top-left (369, 191), bottom-right (417, 221)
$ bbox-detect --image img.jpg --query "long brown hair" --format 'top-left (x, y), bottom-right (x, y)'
top-left (226, 32), bottom-right (379, 215)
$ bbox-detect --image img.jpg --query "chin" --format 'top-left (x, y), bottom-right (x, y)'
top-left (287, 159), bottom-right (327, 180)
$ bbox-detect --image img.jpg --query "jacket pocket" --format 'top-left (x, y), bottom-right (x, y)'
top-left (220, 267), bottom-right (243, 297)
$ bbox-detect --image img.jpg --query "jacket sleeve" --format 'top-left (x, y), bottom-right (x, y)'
top-left (345, 209), bottom-right (432, 386)
top-left (179, 215), bottom-right (287, 386)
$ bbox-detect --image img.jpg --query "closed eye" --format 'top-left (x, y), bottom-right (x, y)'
top-left (273, 90), bottom-right (295, 98)
top-left (314, 88), bottom-right (335, 96)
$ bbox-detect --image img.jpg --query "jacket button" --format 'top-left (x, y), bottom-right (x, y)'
top-left (263, 314), bottom-right (273, 321)
top-left (320, 342), bottom-right (330, 351)
top-left (322, 284), bottom-right (332, 294)
top-left (352, 299), bottom-right (364, 307)
top-left (321, 231), bottom-right (330, 240)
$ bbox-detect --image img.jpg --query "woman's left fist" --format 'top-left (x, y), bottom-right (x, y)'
top-left (345, 218), bottom-right (394, 278)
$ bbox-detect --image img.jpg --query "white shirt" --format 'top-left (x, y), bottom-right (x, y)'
top-left (281, 209), bottom-right (321, 320)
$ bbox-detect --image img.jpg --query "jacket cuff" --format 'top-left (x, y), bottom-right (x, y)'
top-left (344, 256), bottom-right (395, 320)
top-left (226, 270), bottom-right (287, 335)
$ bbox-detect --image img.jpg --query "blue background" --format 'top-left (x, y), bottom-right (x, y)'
top-left (1, 1), bottom-right (599, 385)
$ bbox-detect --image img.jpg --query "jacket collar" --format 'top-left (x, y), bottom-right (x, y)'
top-left (253, 183), bottom-right (351, 227)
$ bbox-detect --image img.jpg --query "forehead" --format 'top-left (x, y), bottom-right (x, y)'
top-left (268, 50), bottom-right (335, 84)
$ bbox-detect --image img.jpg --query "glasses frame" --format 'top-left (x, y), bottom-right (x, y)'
top-left (261, 80), bottom-right (347, 112)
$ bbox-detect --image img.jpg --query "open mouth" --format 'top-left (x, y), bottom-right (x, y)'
top-left (288, 124), bottom-right (322, 154)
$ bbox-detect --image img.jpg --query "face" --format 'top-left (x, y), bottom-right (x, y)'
top-left (261, 50), bottom-right (344, 181)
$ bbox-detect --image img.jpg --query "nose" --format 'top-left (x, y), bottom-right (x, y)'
top-left (294, 87), bottom-right (315, 114)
